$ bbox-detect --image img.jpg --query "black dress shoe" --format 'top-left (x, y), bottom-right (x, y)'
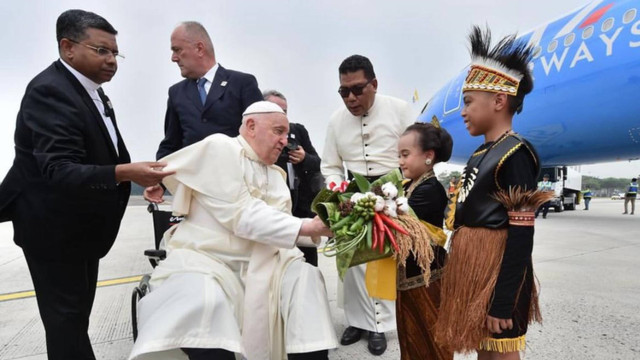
top-left (340, 326), bottom-right (364, 346)
top-left (367, 332), bottom-right (387, 356)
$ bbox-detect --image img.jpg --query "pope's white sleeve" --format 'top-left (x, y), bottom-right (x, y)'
top-left (321, 122), bottom-right (344, 186)
top-left (194, 184), bottom-right (303, 249)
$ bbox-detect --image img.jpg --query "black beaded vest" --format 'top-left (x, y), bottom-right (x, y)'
top-left (451, 134), bottom-right (539, 229)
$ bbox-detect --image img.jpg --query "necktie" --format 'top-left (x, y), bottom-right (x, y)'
top-left (197, 78), bottom-right (207, 105)
top-left (97, 87), bottom-right (115, 119)
top-left (96, 88), bottom-right (119, 155)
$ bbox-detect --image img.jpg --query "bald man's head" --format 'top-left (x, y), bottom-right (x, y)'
top-left (179, 21), bottom-right (215, 55)
top-left (170, 21), bottom-right (215, 79)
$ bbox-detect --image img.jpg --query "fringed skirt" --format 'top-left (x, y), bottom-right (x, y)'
top-left (434, 227), bottom-right (540, 354)
top-left (396, 245), bottom-right (453, 360)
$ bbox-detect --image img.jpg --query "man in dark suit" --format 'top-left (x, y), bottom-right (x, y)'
top-left (0, 10), bottom-right (173, 359)
top-left (145, 21), bottom-right (263, 203)
top-left (265, 90), bottom-right (323, 266)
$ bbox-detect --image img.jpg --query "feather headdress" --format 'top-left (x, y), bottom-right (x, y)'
top-left (463, 26), bottom-right (534, 108)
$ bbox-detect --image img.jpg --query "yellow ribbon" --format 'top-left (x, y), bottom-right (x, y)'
top-left (421, 220), bottom-right (448, 247)
top-left (364, 257), bottom-right (397, 300)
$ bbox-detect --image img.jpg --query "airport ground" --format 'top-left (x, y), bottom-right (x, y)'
top-left (0, 198), bottom-right (638, 360)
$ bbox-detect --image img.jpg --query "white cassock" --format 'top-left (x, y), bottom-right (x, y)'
top-left (129, 134), bottom-right (338, 360)
top-left (322, 93), bottom-right (414, 333)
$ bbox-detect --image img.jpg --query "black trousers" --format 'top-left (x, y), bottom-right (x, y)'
top-left (24, 253), bottom-right (99, 360)
top-left (297, 246), bottom-right (318, 267)
top-left (535, 201), bottom-right (551, 217)
top-left (183, 348), bottom-right (329, 360)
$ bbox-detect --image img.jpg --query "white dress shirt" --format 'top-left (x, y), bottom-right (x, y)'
top-left (199, 62), bottom-right (220, 94)
top-left (321, 94), bottom-right (414, 185)
top-left (60, 59), bottom-right (118, 155)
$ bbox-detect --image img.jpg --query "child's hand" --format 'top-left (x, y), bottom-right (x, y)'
top-left (486, 315), bottom-right (513, 334)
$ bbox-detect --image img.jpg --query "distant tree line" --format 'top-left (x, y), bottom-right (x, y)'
top-left (582, 175), bottom-right (634, 196)
top-left (437, 172), bottom-right (634, 197)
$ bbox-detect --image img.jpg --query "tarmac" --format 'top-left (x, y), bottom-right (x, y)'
top-left (0, 198), bottom-right (638, 360)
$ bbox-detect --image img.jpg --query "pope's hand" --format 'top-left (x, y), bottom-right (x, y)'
top-left (300, 216), bottom-right (333, 238)
top-left (144, 184), bottom-right (165, 203)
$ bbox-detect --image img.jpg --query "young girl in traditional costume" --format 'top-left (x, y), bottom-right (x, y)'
top-left (396, 122), bottom-right (454, 360)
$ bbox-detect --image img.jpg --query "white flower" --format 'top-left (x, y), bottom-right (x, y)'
top-left (374, 196), bottom-right (385, 212)
top-left (364, 192), bottom-right (377, 200)
top-left (350, 193), bottom-right (365, 203)
top-left (384, 199), bottom-right (398, 218)
top-left (381, 182), bottom-right (398, 199)
top-left (396, 197), bottom-right (409, 214)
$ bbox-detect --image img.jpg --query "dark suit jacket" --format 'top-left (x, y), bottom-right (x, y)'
top-left (0, 60), bottom-right (131, 260)
top-left (275, 123), bottom-right (322, 218)
top-left (156, 65), bottom-right (263, 159)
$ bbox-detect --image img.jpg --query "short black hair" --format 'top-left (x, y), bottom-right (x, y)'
top-left (56, 9), bottom-right (117, 46)
top-left (633, 178), bottom-right (638, 181)
top-left (339, 55), bottom-right (376, 81)
top-left (403, 123), bottom-right (453, 163)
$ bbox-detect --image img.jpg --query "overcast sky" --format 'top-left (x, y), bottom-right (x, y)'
top-left (1, 0), bottom-right (637, 179)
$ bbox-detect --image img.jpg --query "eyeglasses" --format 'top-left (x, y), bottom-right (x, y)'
top-left (68, 39), bottom-right (125, 59)
top-left (338, 78), bottom-right (375, 98)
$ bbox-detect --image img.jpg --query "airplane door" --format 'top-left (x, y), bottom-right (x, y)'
top-left (444, 72), bottom-right (466, 115)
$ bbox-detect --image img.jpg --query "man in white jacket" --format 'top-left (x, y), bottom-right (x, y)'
top-left (130, 101), bottom-right (338, 360)
top-left (322, 55), bottom-right (414, 356)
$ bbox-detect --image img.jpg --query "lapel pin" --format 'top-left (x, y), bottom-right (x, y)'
top-left (221, 81), bottom-right (228, 87)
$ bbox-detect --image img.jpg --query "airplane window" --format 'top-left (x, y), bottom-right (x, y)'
top-left (532, 46), bottom-right (542, 59)
top-left (564, 33), bottom-right (575, 47)
top-left (547, 39), bottom-right (558, 53)
top-left (602, 18), bottom-right (614, 32)
top-left (582, 26), bottom-right (594, 39)
top-left (623, 9), bottom-right (637, 24)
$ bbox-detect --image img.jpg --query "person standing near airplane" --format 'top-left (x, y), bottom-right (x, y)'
top-left (434, 26), bottom-right (543, 360)
top-left (623, 177), bottom-right (637, 215)
top-left (321, 54), bottom-right (413, 356)
top-left (144, 21), bottom-right (263, 203)
top-left (0, 10), bottom-right (173, 359)
top-left (582, 188), bottom-right (593, 210)
top-left (535, 173), bottom-right (554, 219)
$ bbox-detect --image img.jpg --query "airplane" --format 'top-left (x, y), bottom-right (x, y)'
top-left (418, 0), bottom-right (640, 167)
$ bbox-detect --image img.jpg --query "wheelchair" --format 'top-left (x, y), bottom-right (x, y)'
top-left (131, 203), bottom-right (183, 340)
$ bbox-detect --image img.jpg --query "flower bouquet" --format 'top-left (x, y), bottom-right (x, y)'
top-left (313, 169), bottom-right (435, 282)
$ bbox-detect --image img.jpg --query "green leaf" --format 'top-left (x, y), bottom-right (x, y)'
top-left (352, 173), bottom-right (371, 193)
top-left (314, 202), bottom-right (339, 226)
top-left (312, 189), bottom-right (334, 214)
top-left (338, 193), bottom-right (354, 203)
top-left (371, 169), bottom-right (404, 189)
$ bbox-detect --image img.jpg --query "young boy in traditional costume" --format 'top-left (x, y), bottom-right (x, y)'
top-left (435, 26), bottom-right (551, 360)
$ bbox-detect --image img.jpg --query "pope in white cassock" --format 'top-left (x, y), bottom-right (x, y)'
top-left (129, 101), bottom-right (338, 360)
